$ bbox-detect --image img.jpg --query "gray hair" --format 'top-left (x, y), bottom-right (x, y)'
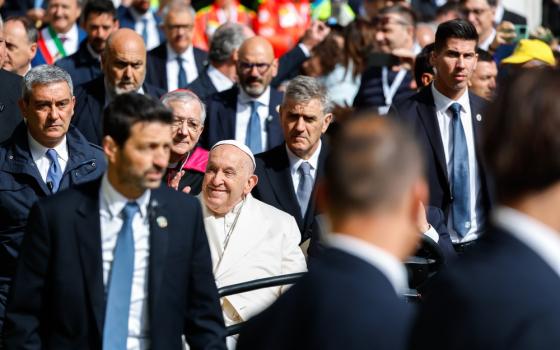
top-left (209, 23), bottom-right (249, 64)
top-left (161, 89), bottom-right (206, 123)
top-left (160, 0), bottom-right (196, 23)
top-left (22, 65), bottom-right (74, 102)
top-left (283, 75), bottom-right (332, 114)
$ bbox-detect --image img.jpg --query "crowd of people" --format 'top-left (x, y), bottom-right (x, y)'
top-left (0, 0), bottom-right (559, 349)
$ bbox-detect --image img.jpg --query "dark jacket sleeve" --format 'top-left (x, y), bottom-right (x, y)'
top-left (427, 206), bottom-right (457, 261)
top-left (271, 45), bottom-right (308, 88)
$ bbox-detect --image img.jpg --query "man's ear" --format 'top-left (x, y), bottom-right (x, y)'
top-left (245, 174), bottom-right (258, 194)
top-left (103, 135), bottom-right (119, 163)
top-left (322, 113), bottom-right (333, 133)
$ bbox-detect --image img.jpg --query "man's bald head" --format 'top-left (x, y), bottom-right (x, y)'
top-left (102, 28), bottom-right (147, 95)
top-left (236, 36), bottom-right (278, 98)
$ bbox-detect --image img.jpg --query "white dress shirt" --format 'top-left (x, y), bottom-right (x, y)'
top-left (326, 233), bottom-right (409, 296)
top-left (166, 43), bottom-right (199, 90)
top-left (130, 7), bottom-right (160, 50)
top-left (207, 65), bottom-right (234, 92)
top-left (28, 133), bottom-right (68, 183)
top-left (235, 87), bottom-right (271, 152)
top-left (41, 23), bottom-right (80, 61)
top-left (99, 174), bottom-right (151, 350)
top-left (431, 84), bottom-right (482, 242)
top-left (478, 28), bottom-right (496, 51)
top-left (286, 141), bottom-right (321, 195)
top-left (494, 206), bottom-right (560, 279)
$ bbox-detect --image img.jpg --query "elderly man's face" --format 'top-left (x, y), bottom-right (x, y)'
top-left (461, 0), bottom-right (495, 39)
top-left (19, 81), bottom-right (75, 148)
top-left (47, 0), bottom-right (81, 34)
top-left (164, 9), bottom-right (195, 54)
top-left (281, 98), bottom-right (332, 160)
top-left (103, 38), bottom-right (146, 94)
top-left (168, 99), bottom-right (204, 160)
top-left (202, 145), bottom-right (257, 215)
top-left (3, 20), bottom-right (37, 76)
top-left (236, 40), bottom-right (278, 98)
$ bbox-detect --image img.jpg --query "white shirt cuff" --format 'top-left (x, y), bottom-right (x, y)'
top-left (423, 226), bottom-right (439, 243)
top-left (298, 43), bottom-right (311, 57)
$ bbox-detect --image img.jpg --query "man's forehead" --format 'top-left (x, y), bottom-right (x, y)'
top-left (283, 98), bottom-right (323, 113)
top-left (441, 38), bottom-right (477, 52)
top-left (463, 0), bottom-right (491, 8)
top-left (378, 13), bottom-right (410, 27)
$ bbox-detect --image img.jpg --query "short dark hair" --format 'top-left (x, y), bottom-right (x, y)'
top-left (459, 0), bottom-right (497, 7)
top-left (414, 43), bottom-right (435, 87)
top-left (5, 16), bottom-right (38, 43)
top-left (103, 93), bottom-right (173, 146)
top-left (482, 68), bottom-right (560, 203)
top-left (325, 113), bottom-right (424, 219)
top-left (476, 48), bottom-right (493, 62)
top-left (434, 19), bottom-right (478, 53)
top-left (82, 0), bottom-right (116, 24)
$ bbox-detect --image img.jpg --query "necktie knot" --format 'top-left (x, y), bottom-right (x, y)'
top-left (299, 161), bottom-right (311, 176)
top-left (46, 148), bottom-right (58, 162)
top-left (122, 202), bottom-right (139, 223)
top-left (46, 149), bottom-right (62, 193)
top-left (250, 100), bottom-right (260, 111)
top-left (449, 102), bottom-right (462, 119)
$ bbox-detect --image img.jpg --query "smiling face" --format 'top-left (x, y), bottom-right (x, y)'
top-left (19, 81), bottom-right (75, 148)
top-left (202, 144), bottom-right (257, 216)
top-left (431, 37), bottom-right (478, 99)
top-left (281, 98), bottom-right (332, 160)
top-left (168, 99), bottom-right (204, 162)
top-left (46, 0), bottom-right (81, 34)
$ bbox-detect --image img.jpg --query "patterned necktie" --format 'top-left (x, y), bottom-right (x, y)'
top-left (296, 162), bottom-right (313, 218)
top-left (102, 202), bottom-right (139, 350)
top-left (46, 148), bottom-right (62, 193)
top-left (141, 18), bottom-right (149, 44)
top-left (245, 101), bottom-right (262, 154)
top-left (177, 56), bottom-right (188, 88)
top-left (449, 102), bottom-right (471, 237)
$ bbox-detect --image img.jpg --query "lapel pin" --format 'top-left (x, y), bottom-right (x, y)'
top-left (275, 105), bottom-right (280, 113)
top-left (476, 114), bottom-right (482, 122)
top-left (156, 216), bottom-right (168, 228)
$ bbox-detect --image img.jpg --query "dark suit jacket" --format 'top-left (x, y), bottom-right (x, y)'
top-left (72, 76), bottom-right (166, 145)
top-left (187, 67), bottom-right (218, 102)
top-left (411, 224), bottom-right (560, 349)
top-left (237, 247), bottom-right (413, 350)
top-left (271, 44), bottom-right (308, 88)
top-left (117, 6), bottom-right (164, 43)
top-left (391, 86), bottom-right (491, 223)
top-left (146, 43), bottom-right (208, 91)
top-left (502, 8), bottom-right (527, 25)
top-left (200, 86), bottom-right (284, 150)
top-left (253, 143), bottom-right (327, 252)
top-left (426, 206), bottom-right (456, 261)
top-left (353, 66), bottom-right (416, 110)
top-left (55, 41), bottom-right (102, 87)
top-left (0, 69), bottom-right (23, 143)
top-left (3, 180), bottom-right (226, 350)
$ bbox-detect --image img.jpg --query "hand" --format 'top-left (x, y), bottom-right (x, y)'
top-left (490, 21), bottom-right (516, 51)
top-left (170, 170), bottom-right (184, 191)
top-left (26, 8), bottom-right (45, 26)
top-left (391, 48), bottom-right (416, 71)
top-left (301, 20), bottom-right (331, 51)
top-left (416, 201), bottom-right (431, 234)
top-left (181, 186), bottom-right (192, 194)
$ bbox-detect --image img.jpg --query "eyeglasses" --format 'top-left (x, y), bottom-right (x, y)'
top-left (172, 118), bottom-right (201, 132)
top-left (166, 24), bottom-right (194, 32)
top-left (238, 61), bottom-right (273, 74)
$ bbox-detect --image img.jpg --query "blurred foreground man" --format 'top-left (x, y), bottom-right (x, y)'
top-left (411, 68), bottom-right (560, 350)
top-left (238, 115), bottom-right (428, 350)
top-left (200, 140), bottom-right (306, 341)
top-left (3, 93), bottom-right (226, 349)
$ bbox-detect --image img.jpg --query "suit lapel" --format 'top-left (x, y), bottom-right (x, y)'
top-left (147, 190), bottom-right (169, 321)
top-left (417, 89), bottom-right (449, 183)
top-left (156, 46), bottom-right (168, 91)
top-left (75, 180), bottom-right (105, 337)
top-left (220, 88), bottom-right (238, 139)
top-left (265, 147), bottom-right (302, 223)
top-left (302, 144), bottom-right (328, 226)
top-left (266, 89), bottom-right (284, 149)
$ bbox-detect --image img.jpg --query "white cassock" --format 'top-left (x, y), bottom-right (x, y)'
top-left (200, 193), bottom-right (307, 328)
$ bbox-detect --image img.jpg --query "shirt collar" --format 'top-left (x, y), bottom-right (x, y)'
top-left (478, 28), bottom-right (496, 51)
top-left (238, 86), bottom-right (271, 107)
top-left (207, 65), bottom-right (235, 91)
top-left (129, 6), bottom-right (153, 21)
top-left (101, 173), bottom-right (151, 219)
top-left (431, 83), bottom-right (471, 115)
top-left (166, 42), bottom-right (194, 62)
top-left (494, 206), bottom-right (560, 278)
top-left (27, 131), bottom-right (69, 163)
top-left (86, 43), bottom-right (101, 61)
top-left (286, 141), bottom-right (322, 177)
top-left (326, 232), bottom-right (409, 295)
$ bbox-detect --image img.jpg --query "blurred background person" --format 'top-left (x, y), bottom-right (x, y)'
top-left (117, 0), bottom-right (164, 50)
top-left (162, 89), bottom-right (208, 195)
top-left (500, 38), bottom-right (556, 68)
top-left (2, 16), bottom-right (37, 76)
top-left (56, 0), bottom-right (119, 86)
top-left (413, 42), bottom-right (435, 89)
top-left (468, 48), bottom-right (497, 100)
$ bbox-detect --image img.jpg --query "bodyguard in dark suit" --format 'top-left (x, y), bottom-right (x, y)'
top-left (146, 2), bottom-right (207, 92)
top-left (252, 76), bottom-right (332, 255)
top-left (0, 65), bottom-right (106, 334)
top-left (392, 19), bottom-right (491, 247)
top-left (117, 0), bottom-right (164, 50)
top-left (411, 67), bottom-right (560, 350)
top-left (72, 28), bottom-right (165, 145)
top-left (56, 0), bottom-right (120, 86)
top-left (0, 69), bottom-right (23, 143)
top-left (238, 114), bottom-right (428, 350)
top-left (3, 92), bottom-right (226, 350)
top-left (201, 37), bottom-right (284, 153)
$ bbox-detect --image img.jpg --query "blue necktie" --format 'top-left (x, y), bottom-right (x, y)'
top-left (245, 101), bottom-right (262, 154)
top-left (449, 102), bottom-right (471, 237)
top-left (46, 149), bottom-right (62, 193)
top-left (297, 162), bottom-right (313, 217)
top-left (177, 56), bottom-right (188, 88)
top-left (141, 18), bottom-right (149, 45)
top-left (102, 202), bottom-right (139, 350)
